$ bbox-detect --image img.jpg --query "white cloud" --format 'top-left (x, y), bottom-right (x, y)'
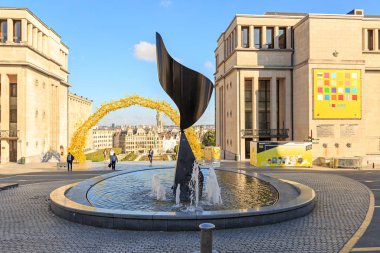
top-left (160, 0), bottom-right (172, 7)
top-left (133, 41), bottom-right (156, 62)
top-left (204, 60), bottom-right (214, 70)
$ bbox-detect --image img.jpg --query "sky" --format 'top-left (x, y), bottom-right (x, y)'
top-left (2, 0), bottom-right (379, 126)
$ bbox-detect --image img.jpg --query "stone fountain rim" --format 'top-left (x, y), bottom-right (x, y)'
top-left (50, 167), bottom-right (315, 220)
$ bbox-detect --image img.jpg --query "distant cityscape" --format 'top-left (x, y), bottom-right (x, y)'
top-left (91, 111), bottom-right (215, 155)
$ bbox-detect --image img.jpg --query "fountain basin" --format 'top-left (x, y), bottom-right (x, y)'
top-left (50, 167), bottom-right (315, 231)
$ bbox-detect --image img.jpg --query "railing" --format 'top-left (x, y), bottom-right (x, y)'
top-left (241, 129), bottom-right (289, 139)
top-left (0, 130), bottom-right (19, 139)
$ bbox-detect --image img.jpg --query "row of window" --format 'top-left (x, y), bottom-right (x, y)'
top-left (224, 26), bottom-right (289, 59)
top-left (366, 29), bottom-right (380, 51)
top-left (0, 20), bottom-right (21, 43)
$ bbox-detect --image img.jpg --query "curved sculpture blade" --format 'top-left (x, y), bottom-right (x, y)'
top-left (156, 32), bottom-right (214, 130)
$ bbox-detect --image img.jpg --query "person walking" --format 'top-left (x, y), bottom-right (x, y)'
top-left (103, 149), bottom-right (107, 160)
top-left (148, 148), bottom-right (154, 165)
top-left (67, 152), bottom-right (74, 172)
top-left (110, 153), bottom-right (118, 170)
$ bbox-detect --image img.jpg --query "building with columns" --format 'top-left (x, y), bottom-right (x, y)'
top-left (0, 8), bottom-right (69, 163)
top-left (215, 9), bottom-right (380, 163)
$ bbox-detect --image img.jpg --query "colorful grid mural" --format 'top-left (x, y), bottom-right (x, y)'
top-left (313, 69), bottom-right (361, 119)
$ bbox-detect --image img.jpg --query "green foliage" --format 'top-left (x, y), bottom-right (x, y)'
top-left (121, 152), bottom-right (137, 161)
top-left (85, 148), bottom-right (122, 162)
top-left (174, 145), bottom-right (179, 154)
top-left (202, 130), bottom-right (216, 147)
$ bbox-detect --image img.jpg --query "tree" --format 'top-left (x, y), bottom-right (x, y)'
top-left (174, 145), bottom-right (179, 154)
top-left (202, 130), bottom-right (216, 147)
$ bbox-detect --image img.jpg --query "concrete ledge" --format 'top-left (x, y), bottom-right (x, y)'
top-left (0, 183), bottom-right (19, 191)
top-left (50, 168), bottom-right (316, 231)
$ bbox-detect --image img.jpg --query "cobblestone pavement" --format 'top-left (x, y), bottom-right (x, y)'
top-left (0, 173), bottom-right (370, 253)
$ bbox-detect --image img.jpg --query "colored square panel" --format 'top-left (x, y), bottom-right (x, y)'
top-left (331, 80), bottom-right (337, 86)
top-left (345, 80), bottom-right (350, 86)
top-left (325, 95), bottom-right (330, 100)
top-left (345, 73), bottom-right (351, 79)
top-left (318, 87), bottom-right (323, 93)
top-left (324, 87), bottom-right (330, 93)
top-left (352, 87), bottom-right (358, 93)
top-left (317, 80), bottom-right (323, 85)
top-left (324, 73), bottom-right (329, 78)
top-left (332, 104), bottom-right (336, 108)
top-left (331, 73), bottom-right (337, 78)
top-left (346, 95), bottom-right (350, 101)
top-left (345, 88), bottom-right (350, 93)
top-left (331, 88), bottom-right (337, 93)
top-left (352, 73), bottom-right (358, 79)
top-left (324, 80), bottom-right (330, 86)
top-left (338, 87), bottom-right (344, 93)
top-left (352, 95), bottom-right (357, 101)
top-left (352, 80), bottom-right (357, 86)
top-left (317, 94), bottom-right (323, 101)
top-left (317, 72), bottom-right (323, 78)
top-left (338, 95), bottom-right (344, 100)
top-left (331, 95), bottom-right (337, 100)
top-left (338, 80), bottom-right (344, 86)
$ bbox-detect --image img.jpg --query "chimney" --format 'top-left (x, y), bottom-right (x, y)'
top-left (347, 9), bottom-right (364, 16)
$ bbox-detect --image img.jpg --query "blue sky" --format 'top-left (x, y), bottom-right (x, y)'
top-left (2, 0), bottom-right (379, 126)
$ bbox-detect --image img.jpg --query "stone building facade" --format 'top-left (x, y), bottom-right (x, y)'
top-left (0, 8), bottom-right (69, 163)
top-left (117, 127), bottom-right (163, 154)
top-left (68, 93), bottom-right (93, 152)
top-left (92, 127), bottom-right (115, 150)
top-left (215, 9), bottom-right (380, 162)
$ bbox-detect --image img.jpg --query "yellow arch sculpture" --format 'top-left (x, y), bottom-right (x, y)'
top-left (68, 95), bottom-right (202, 163)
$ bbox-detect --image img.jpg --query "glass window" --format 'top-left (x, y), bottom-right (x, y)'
top-left (13, 20), bottom-right (21, 43)
top-left (258, 80), bottom-right (271, 130)
top-left (279, 27), bottom-right (286, 49)
top-left (254, 27), bottom-right (261, 49)
top-left (10, 83), bottom-right (17, 97)
top-left (10, 109), bottom-right (17, 123)
top-left (242, 27), bottom-right (249, 48)
top-left (0, 20), bottom-right (7, 42)
top-left (266, 27), bottom-right (274, 49)
top-left (368, 30), bottom-right (374, 50)
top-left (244, 79), bottom-right (252, 129)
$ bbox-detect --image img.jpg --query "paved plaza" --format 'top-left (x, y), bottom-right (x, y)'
top-left (0, 162), bottom-right (375, 253)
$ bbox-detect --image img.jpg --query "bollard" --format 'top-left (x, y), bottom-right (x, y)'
top-left (199, 223), bottom-right (215, 253)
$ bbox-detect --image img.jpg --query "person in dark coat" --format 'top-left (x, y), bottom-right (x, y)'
top-left (67, 152), bottom-right (74, 172)
top-left (110, 153), bottom-right (118, 170)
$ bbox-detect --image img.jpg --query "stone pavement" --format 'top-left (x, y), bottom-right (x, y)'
top-left (0, 172), bottom-right (370, 253)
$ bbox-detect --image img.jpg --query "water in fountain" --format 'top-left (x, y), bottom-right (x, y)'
top-left (175, 184), bottom-right (181, 206)
top-left (152, 174), bottom-right (166, 201)
top-left (205, 166), bottom-right (223, 205)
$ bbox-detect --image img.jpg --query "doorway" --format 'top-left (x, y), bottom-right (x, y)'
top-left (9, 140), bottom-right (17, 162)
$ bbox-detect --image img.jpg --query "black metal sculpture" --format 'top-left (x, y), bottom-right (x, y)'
top-left (156, 32), bottom-right (213, 200)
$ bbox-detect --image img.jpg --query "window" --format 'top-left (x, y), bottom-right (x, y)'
top-left (13, 20), bottom-right (21, 43)
top-left (258, 80), bottom-right (271, 130)
top-left (242, 26), bottom-right (249, 48)
top-left (378, 30), bottom-right (380, 50)
top-left (254, 27), bottom-right (261, 49)
top-left (10, 109), bottom-right (17, 123)
top-left (279, 27), bottom-right (286, 49)
top-left (244, 79), bottom-right (253, 129)
top-left (368, 29), bottom-right (374, 51)
top-left (10, 83), bottom-right (17, 97)
top-left (0, 20), bottom-right (7, 42)
top-left (266, 27), bottom-right (274, 49)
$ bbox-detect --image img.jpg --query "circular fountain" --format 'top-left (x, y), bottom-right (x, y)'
top-left (50, 165), bottom-right (315, 231)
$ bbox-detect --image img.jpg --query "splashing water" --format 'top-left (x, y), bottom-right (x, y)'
top-left (175, 184), bottom-right (181, 206)
top-left (189, 161), bottom-right (200, 208)
top-left (152, 174), bottom-right (166, 201)
top-left (205, 166), bottom-right (223, 205)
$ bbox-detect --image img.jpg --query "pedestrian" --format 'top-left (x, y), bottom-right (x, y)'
top-left (110, 149), bottom-right (114, 156)
top-left (148, 148), bottom-right (154, 165)
top-left (67, 152), bottom-right (74, 172)
top-left (103, 149), bottom-right (107, 160)
top-left (110, 153), bottom-right (118, 170)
